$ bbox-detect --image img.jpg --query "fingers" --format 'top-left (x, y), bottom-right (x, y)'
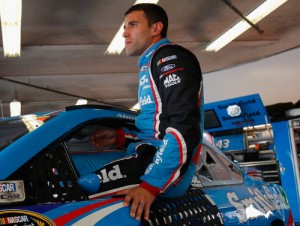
top-left (126, 196), bottom-right (146, 220)
top-left (143, 202), bottom-right (151, 221)
top-left (122, 187), bottom-right (154, 221)
top-left (115, 188), bottom-right (130, 196)
top-left (126, 198), bottom-right (146, 221)
top-left (135, 201), bottom-right (146, 221)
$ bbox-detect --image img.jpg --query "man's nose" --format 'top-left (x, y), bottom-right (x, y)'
top-left (122, 30), bottom-right (128, 38)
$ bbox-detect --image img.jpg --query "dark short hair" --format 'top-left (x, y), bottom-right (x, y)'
top-left (125, 3), bottom-right (168, 38)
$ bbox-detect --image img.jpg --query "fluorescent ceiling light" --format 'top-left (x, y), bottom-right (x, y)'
top-left (205, 0), bottom-right (288, 52)
top-left (75, 98), bottom-right (88, 105)
top-left (0, 0), bottom-right (22, 57)
top-left (10, 99), bottom-right (21, 117)
top-left (105, 0), bottom-right (159, 55)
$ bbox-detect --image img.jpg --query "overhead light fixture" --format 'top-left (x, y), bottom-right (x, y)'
top-left (10, 99), bottom-right (21, 117)
top-left (75, 98), bottom-right (88, 105)
top-left (105, 0), bottom-right (159, 55)
top-left (0, 0), bottom-right (22, 57)
top-left (205, 0), bottom-right (288, 52)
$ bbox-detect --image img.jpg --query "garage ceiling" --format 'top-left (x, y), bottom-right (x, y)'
top-left (0, 0), bottom-right (300, 117)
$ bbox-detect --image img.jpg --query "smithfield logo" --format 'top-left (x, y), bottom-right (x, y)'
top-left (161, 64), bottom-right (176, 72)
top-left (227, 105), bottom-right (241, 117)
top-left (139, 95), bottom-right (153, 106)
top-left (164, 74), bottom-right (181, 88)
top-left (227, 186), bottom-right (288, 224)
top-left (97, 165), bottom-right (126, 183)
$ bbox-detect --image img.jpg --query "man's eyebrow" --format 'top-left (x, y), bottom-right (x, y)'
top-left (124, 20), bottom-right (138, 28)
top-left (129, 20), bottom-right (138, 25)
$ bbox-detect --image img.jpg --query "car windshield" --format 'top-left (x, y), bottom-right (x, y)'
top-left (0, 112), bottom-right (59, 151)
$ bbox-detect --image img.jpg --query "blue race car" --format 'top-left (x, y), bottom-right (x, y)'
top-left (0, 105), bottom-right (295, 225)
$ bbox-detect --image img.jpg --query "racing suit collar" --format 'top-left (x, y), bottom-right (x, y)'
top-left (138, 38), bottom-right (170, 67)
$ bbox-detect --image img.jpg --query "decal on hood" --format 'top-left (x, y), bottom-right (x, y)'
top-left (0, 209), bottom-right (55, 226)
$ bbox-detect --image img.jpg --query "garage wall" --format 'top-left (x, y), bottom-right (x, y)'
top-left (203, 47), bottom-right (300, 106)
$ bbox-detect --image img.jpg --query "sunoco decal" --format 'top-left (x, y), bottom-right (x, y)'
top-left (0, 210), bottom-right (55, 226)
top-left (0, 181), bottom-right (25, 203)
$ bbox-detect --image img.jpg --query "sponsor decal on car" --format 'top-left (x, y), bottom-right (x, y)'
top-left (0, 210), bottom-right (55, 226)
top-left (227, 186), bottom-right (289, 223)
top-left (0, 181), bottom-right (25, 203)
top-left (116, 114), bottom-right (136, 120)
top-left (227, 104), bottom-right (242, 117)
top-left (190, 176), bottom-right (203, 188)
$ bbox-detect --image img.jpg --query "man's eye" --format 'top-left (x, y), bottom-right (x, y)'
top-left (130, 22), bottom-right (138, 27)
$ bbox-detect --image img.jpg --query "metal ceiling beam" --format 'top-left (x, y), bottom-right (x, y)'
top-left (0, 77), bottom-right (123, 107)
top-left (222, 0), bottom-right (264, 34)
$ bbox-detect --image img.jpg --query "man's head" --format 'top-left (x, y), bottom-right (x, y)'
top-left (125, 4), bottom-right (168, 38)
top-left (123, 4), bottom-right (168, 56)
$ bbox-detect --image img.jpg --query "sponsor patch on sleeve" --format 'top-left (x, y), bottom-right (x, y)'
top-left (157, 55), bottom-right (177, 66)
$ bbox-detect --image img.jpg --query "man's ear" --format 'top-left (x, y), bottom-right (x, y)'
top-left (152, 22), bottom-right (163, 37)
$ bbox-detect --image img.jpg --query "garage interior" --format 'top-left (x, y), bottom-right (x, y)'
top-left (0, 0), bottom-right (299, 117)
top-left (0, 0), bottom-right (300, 224)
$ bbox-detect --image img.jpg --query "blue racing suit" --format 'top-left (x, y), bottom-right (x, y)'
top-left (122, 38), bottom-right (204, 197)
top-left (78, 38), bottom-right (204, 198)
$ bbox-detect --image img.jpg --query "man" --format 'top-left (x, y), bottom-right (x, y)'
top-left (87, 3), bottom-right (204, 221)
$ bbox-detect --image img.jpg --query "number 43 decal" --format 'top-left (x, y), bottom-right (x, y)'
top-left (215, 139), bottom-right (230, 149)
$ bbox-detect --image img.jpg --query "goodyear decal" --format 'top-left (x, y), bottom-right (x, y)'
top-left (0, 210), bottom-right (55, 226)
top-left (0, 181), bottom-right (25, 203)
top-left (227, 186), bottom-right (289, 223)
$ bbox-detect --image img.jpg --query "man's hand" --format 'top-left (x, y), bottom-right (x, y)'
top-left (90, 129), bottom-right (116, 148)
top-left (117, 186), bottom-right (155, 221)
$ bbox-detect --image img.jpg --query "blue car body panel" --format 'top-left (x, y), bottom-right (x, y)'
top-left (0, 105), bottom-right (294, 225)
